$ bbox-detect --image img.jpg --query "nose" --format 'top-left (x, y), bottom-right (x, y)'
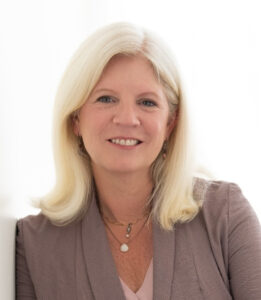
top-left (112, 100), bottom-right (141, 127)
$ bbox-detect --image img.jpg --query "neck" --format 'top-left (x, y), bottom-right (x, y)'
top-left (92, 167), bottom-right (153, 223)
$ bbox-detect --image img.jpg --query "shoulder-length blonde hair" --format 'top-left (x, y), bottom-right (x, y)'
top-left (35, 22), bottom-right (203, 230)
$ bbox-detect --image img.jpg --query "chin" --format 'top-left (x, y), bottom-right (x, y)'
top-left (105, 162), bottom-right (151, 174)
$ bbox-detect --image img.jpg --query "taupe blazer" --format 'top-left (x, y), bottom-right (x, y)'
top-left (16, 180), bottom-right (261, 299)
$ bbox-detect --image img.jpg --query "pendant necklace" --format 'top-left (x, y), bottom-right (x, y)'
top-left (102, 213), bottom-right (150, 253)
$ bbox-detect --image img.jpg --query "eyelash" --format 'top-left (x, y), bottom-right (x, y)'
top-left (139, 99), bottom-right (157, 107)
top-left (96, 96), bottom-right (157, 107)
top-left (96, 96), bottom-right (114, 103)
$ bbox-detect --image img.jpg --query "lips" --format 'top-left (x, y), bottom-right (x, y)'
top-left (108, 138), bottom-right (142, 146)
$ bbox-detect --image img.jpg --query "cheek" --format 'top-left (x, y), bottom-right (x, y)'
top-left (79, 116), bottom-right (113, 149)
top-left (148, 116), bottom-right (168, 139)
top-left (79, 110), bottom-right (104, 133)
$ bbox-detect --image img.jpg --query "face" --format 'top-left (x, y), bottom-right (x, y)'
top-left (74, 55), bottom-right (176, 176)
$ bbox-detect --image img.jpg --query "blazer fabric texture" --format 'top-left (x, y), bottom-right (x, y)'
top-left (16, 180), bottom-right (261, 300)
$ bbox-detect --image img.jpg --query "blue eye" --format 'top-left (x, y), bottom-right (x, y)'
top-left (97, 96), bottom-right (114, 103)
top-left (140, 99), bottom-right (156, 107)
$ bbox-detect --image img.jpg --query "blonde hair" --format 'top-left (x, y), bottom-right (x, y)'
top-left (35, 22), bottom-right (204, 230)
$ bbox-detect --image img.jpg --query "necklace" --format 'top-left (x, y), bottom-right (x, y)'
top-left (102, 213), bottom-right (148, 239)
top-left (103, 214), bottom-right (150, 253)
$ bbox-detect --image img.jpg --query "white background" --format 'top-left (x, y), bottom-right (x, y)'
top-left (1, 0), bottom-right (260, 220)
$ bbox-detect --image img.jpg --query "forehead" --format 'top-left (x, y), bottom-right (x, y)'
top-left (95, 55), bottom-right (161, 90)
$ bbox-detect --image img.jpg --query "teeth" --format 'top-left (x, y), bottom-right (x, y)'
top-left (111, 139), bottom-right (139, 146)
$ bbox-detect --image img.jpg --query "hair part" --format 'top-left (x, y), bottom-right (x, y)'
top-left (33, 22), bottom-right (205, 230)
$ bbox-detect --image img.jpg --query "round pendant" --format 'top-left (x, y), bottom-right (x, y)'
top-left (120, 243), bottom-right (129, 252)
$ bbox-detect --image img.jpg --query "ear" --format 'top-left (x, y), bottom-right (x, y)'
top-left (166, 110), bottom-right (178, 139)
top-left (72, 113), bottom-right (80, 136)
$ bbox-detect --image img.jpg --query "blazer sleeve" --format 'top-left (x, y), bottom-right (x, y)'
top-left (16, 219), bottom-right (37, 299)
top-left (228, 183), bottom-right (261, 299)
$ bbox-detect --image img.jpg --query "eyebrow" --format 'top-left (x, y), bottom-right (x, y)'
top-left (93, 88), bottom-right (117, 95)
top-left (93, 88), bottom-right (162, 99)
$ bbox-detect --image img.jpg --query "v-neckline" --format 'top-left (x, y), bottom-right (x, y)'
top-left (119, 258), bottom-right (153, 297)
top-left (81, 197), bottom-right (176, 300)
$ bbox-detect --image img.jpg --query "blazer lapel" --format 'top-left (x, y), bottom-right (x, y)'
top-left (153, 220), bottom-right (205, 300)
top-left (81, 197), bottom-right (125, 300)
top-left (153, 220), bottom-right (175, 300)
top-left (173, 222), bottom-right (205, 300)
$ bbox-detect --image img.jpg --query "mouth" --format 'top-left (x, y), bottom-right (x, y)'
top-left (108, 138), bottom-right (142, 146)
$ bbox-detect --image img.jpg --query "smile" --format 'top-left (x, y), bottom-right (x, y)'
top-left (109, 138), bottom-right (142, 146)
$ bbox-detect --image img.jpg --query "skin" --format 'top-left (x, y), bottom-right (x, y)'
top-left (74, 54), bottom-right (176, 292)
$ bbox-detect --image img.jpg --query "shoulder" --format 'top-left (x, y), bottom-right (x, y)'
top-left (200, 179), bottom-right (256, 216)
top-left (195, 179), bottom-right (260, 237)
top-left (192, 179), bottom-right (260, 253)
top-left (16, 212), bottom-right (79, 253)
top-left (194, 178), bottom-right (249, 210)
top-left (17, 212), bottom-right (52, 233)
top-left (192, 178), bottom-right (242, 207)
top-left (17, 213), bottom-right (59, 240)
top-left (16, 213), bottom-right (85, 296)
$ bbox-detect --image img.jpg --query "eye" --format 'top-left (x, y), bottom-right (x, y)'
top-left (96, 96), bottom-right (114, 103)
top-left (139, 99), bottom-right (157, 107)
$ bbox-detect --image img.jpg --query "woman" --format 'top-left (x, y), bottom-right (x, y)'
top-left (16, 22), bottom-right (261, 300)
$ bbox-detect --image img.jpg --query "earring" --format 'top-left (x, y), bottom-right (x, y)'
top-left (77, 135), bottom-right (87, 156)
top-left (162, 141), bottom-right (167, 159)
